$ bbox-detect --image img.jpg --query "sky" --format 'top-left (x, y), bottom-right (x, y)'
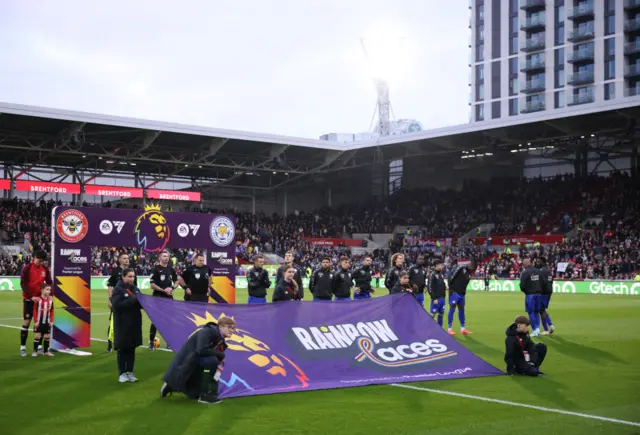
top-left (0, 0), bottom-right (471, 140)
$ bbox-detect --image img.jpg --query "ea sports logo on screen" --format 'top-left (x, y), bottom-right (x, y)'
top-left (187, 311), bottom-right (309, 392)
top-left (134, 204), bottom-right (170, 253)
top-left (210, 216), bottom-right (235, 247)
top-left (56, 209), bottom-right (88, 243)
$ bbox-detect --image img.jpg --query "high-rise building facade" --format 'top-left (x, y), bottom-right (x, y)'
top-left (469, 0), bottom-right (640, 122)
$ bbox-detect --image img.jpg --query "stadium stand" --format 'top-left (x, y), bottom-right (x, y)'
top-left (2, 172), bottom-right (638, 280)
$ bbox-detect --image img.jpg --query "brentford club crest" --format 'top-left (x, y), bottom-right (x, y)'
top-left (56, 209), bottom-right (88, 243)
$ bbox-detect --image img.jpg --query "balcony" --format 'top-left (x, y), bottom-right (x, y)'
top-left (521, 38), bottom-right (546, 53)
top-left (624, 0), bottom-right (640, 11)
top-left (521, 58), bottom-right (546, 72)
top-left (567, 48), bottom-right (595, 63)
top-left (521, 0), bottom-right (546, 11)
top-left (624, 64), bottom-right (640, 78)
top-left (521, 100), bottom-right (545, 113)
top-left (624, 18), bottom-right (640, 33)
top-left (567, 91), bottom-right (595, 106)
top-left (625, 41), bottom-right (640, 55)
top-left (520, 79), bottom-right (546, 94)
top-left (520, 16), bottom-right (546, 32)
top-left (567, 71), bottom-right (595, 85)
top-left (567, 3), bottom-right (595, 20)
top-left (567, 27), bottom-right (595, 43)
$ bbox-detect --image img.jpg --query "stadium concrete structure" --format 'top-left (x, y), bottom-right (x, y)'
top-left (0, 98), bottom-right (639, 215)
top-left (468, 0), bottom-right (640, 122)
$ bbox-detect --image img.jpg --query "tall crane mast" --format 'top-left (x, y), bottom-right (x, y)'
top-left (360, 38), bottom-right (392, 137)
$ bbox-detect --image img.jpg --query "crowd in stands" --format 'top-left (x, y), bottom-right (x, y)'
top-left (1, 172), bottom-right (638, 280)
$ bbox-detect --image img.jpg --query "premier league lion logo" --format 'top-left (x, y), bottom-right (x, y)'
top-left (135, 204), bottom-right (170, 253)
top-left (188, 311), bottom-right (309, 395)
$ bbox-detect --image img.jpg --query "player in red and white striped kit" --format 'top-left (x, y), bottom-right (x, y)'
top-left (32, 284), bottom-right (55, 357)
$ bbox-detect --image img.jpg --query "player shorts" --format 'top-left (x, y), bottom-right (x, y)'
top-left (354, 293), bottom-right (371, 300)
top-left (334, 297), bottom-right (351, 301)
top-left (23, 299), bottom-right (35, 320)
top-left (248, 296), bottom-right (266, 304)
top-left (414, 293), bottom-right (425, 307)
top-left (449, 292), bottom-right (466, 306)
top-left (34, 322), bottom-right (51, 335)
top-left (525, 294), bottom-right (543, 313)
top-left (540, 294), bottom-right (552, 310)
top-left (430, 297), bottom-right (445, 314)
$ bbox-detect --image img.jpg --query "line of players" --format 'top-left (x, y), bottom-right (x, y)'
top-left (248, 251), bottom-right (478, 335)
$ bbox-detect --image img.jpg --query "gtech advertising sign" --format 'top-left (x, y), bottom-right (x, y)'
top-left (1, 277), bottom-right (638, 296)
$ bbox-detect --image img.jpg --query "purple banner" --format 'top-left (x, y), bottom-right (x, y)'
top-left (138, 293), bottom-right (504, 399)
top-left (51, 205), bottom-right (237, 350)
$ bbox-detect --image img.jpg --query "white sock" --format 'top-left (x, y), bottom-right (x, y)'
top-left (20, 345), bottom-right (25, 350)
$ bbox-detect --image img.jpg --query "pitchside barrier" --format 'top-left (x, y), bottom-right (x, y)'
top-left (1, 276), bottom-right (638, 296)
top-left (49, 205), bottom-right (237, 355)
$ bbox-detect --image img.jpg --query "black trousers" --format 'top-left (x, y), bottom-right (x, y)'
top-left (117, 347), bottom-right (136, 375)
top-left (515, 343), bottom-right (547, 376)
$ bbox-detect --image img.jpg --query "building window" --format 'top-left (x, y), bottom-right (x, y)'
top-left (477, 5), bottom-right (484, 21)
top-left (477, 44), bottom-right (484, 62)
top-left (555, 90), bottom-right (565, 108)
top-left (555, 25), bottom-right (564, 46)
top-left (555, 69), bottom-right (565, 88)
top-left (605, 0), bottom-right (615, 13)
top-left (555, 48), bottom-right (565, 65)
top-left (510, 78), bottom-right (518, 95)
top-left (477, 84), bottom-right (485, 101)
top-left (510, 57), bottom-right (518, 73)
top-left (556, 5), bottom-right (564, 23)
top-left (605, 16), bottom-right (615, 36)
top-left (389, 159), bottom-right (403, 195)
top-left (509, 98), bottom-right (518, 116)
top-left (605, 60), bottom-right (615, 80)
top-left (605, 38), bottom-right (615, 57)
top-left (476, 104), bottom-right (485, 121)
top-left (492, 101), bottom-right (501, 119)
top-left (510, 37), bottom-right (518, 55)
top-left (604, 83), bottom-right (615, 100)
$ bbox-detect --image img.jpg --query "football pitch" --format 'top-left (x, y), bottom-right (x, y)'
top-left (0, 289), bottom-right (638, 435)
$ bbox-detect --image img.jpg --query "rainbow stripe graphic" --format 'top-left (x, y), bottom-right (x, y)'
top-left (209, 276), bottom-right (236, 304)
top-left (53, 276), bottom-right (91, 349)
top-left (354, 337), bottom-right (457, 367)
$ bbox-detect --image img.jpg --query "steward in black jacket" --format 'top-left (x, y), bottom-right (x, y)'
top-left (504, 316), bottom-right (547, 376)
top-left (161, 318), bottom-right (235, 404)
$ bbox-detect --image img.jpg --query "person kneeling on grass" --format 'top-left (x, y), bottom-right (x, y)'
top-left (160, 316), bottom-right (236, 405)
top-left (504, 315), bottom-right (547, 377)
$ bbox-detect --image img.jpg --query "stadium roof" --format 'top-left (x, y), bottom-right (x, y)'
top-left (0, 99), bottom-right (638, 193)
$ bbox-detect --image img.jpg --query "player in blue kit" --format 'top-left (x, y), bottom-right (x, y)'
top-left (537, 257), bottom-right (556, 335)
top-left (428, 258), bottom-right (447, 327)
top-left (519, 258), bottom-right (543, 337)
top-left (408, 255), bottom-right (427, 307)
top-left (447, 260), bottom-right (476, 335)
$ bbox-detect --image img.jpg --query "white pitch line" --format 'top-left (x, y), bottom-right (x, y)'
top-left (0, 323), bottom-right (172, 352)
top-left (390, 383), bottom-right (640, 428)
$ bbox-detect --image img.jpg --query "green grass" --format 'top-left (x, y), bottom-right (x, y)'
top-left (0, 289), bottom-right (639, 435)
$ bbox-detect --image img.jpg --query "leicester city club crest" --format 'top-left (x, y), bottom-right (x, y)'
top-left (209, 216), bottom-right (235, 247)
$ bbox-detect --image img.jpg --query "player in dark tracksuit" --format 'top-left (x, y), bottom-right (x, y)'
top-left (390, 271), bottom-right (413, 294)
top-left (384, 253), bottom-right (405, 293)
top-left (352, 255), bottom-right (374, 300)
top-left (246, 254), bottom-right (271, 304)
top-left (107, 252), bottom-right (137, 352)
top-left (408, 255), bottom-right (427, 306)
top-left (536, 257), bottom-right (555, 335)
top-left (309, 257), bottom-right (334, 301)
top-left (447, 260), bottom-right (477, 335)
top-left (149, 252), bottom-right (179, 350)
top-left (332, 256), bottom-right (353, 301)
top-left (180, 254), bottom-right (213, 303)
top-left (519, 258), bottom-right (543, 337)
top-left (428, 258), bottom-right (447, 328)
